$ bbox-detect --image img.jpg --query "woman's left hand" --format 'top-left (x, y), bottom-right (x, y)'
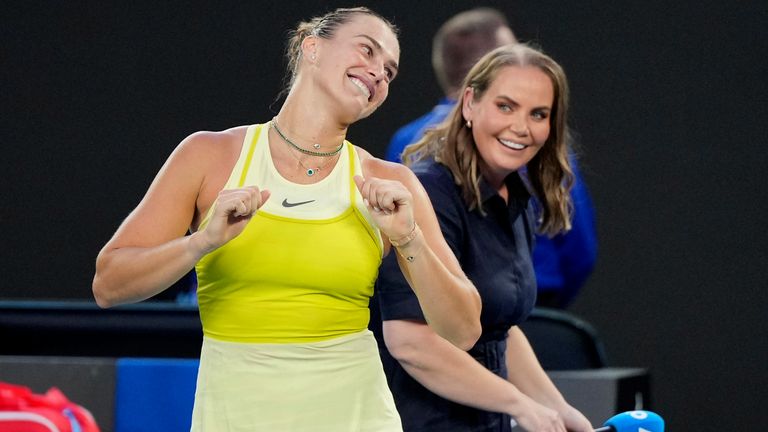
top-left (354, 175), bottom-right (415, 242)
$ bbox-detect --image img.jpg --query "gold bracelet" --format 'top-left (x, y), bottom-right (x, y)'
top-left (389, 223), bottom-right (419, 248)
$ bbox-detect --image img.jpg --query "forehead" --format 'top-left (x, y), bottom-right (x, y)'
top-left (486, 65), bottom-right (554, 103)
top-left (333, 14), bottom-right (400, 59)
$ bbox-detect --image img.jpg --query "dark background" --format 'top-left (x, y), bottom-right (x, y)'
top-left (2, 1), bottom-right (766, 430)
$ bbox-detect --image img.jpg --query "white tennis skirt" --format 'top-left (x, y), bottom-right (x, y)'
top-left (191, 329), bottom-right (402, 432)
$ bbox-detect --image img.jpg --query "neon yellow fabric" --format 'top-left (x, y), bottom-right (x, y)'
top-left (195, 123), bottom-right (382, 343)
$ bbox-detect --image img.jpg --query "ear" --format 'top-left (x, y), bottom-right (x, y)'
top-left (461, 87), bottom-right (475, 123)
top-left (301, 35), bottom-right (318, 62)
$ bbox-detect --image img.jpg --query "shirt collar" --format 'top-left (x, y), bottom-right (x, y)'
top-left (479, 172), bottom-right (531, 208)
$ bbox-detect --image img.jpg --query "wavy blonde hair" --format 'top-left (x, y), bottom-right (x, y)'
top-left (403, 43), bottom-right (573, 236)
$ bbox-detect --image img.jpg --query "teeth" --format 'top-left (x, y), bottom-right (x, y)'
top-left (349, 77), bottom-right (371, 99)
top-left (499, 139), bottom-right (526, 150)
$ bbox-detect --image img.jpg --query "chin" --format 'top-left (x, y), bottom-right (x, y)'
top-left (345, 105), bottom-right (375, 123)
top-left (357, 107), bottom-right (377, 121)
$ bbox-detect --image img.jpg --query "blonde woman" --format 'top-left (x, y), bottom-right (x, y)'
top-left (92, 7), bottom-right (480, 431)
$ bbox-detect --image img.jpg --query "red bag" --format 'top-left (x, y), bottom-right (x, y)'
top-left (0, 382), bottom-right (100, 432)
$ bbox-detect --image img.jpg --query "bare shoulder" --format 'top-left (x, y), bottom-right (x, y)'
top-left (176, 125), bottom-right (248, 164)
top-left (167, 125), bottom-right (250, 194)
top-left (175, 126), bottom-right (251, 221)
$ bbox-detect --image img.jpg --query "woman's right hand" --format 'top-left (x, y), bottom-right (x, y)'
top-left (512, 394), bottom-right (567, 432)
top-left (196, 186), bottom-right (270, 254)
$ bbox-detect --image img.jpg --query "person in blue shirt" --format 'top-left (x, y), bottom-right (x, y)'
top-left (386, 8), bottom-right (597, 308)
top-left (375, 43), bottom-right (593, 431)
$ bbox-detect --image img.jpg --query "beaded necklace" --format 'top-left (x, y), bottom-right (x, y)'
top-left (271, 118), bottom-right (344, 157)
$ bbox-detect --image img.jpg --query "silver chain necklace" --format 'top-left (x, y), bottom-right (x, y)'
top-left (271, 118), bottom-right (344, 157)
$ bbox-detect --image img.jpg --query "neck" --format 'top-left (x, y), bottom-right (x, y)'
top-left (277, 80), bottom-right (350, 150)
top-left (479, 162), bottom-right (510, 202)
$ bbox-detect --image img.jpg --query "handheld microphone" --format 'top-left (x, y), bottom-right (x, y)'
top-left (593, 410), bottom-right (664, 432)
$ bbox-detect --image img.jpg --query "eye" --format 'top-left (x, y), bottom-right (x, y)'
top-left (531, 110), bottom-right (549, 120)
top-left (497, 103), bottom-right (512, 112)
top-left (361, 44), bottom-right (373, 57)
top-left (384, 67), bottom-right (394, 81)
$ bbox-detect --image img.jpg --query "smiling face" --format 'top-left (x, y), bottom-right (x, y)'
top-left (462, 65), bottom-right (554, 185)
top-left (306, 13), bottom-right (400, 121)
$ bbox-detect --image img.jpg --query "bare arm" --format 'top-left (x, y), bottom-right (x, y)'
top-left (92, 130), bottom-right (269, 308)
top-left (357, 157), bottom-right (481, 349)
top-left (505, 326), bottom-right (593, 431)
top-left (384, 320), bottom-right (568, 431)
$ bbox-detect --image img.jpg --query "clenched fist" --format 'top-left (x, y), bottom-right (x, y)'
top-left (198, 186), bottom-right (270, 253)
top-left (354, 175), bottom-right (415, 243)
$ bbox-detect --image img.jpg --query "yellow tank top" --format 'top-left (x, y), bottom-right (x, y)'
top-left (194, 123), bottom-right (383, 343)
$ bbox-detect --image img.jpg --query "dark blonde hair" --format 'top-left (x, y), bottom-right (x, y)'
top-left (282, 7), bottom-right (398, 92)
top-left (403, 43), bottom-right (573, 236)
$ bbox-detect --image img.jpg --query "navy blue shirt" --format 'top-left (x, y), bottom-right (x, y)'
top-left (372, 160), bottom-right (537, 431)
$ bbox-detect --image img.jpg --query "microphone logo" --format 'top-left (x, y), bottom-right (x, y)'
top-left (603, 409), bottom-right (664, 432)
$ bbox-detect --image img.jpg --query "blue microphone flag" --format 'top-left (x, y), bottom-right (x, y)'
top-left (603, 410), bottom-right (664, 432)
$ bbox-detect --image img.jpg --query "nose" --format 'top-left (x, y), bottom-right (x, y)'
top-left (509, 114), bottom-right (529, 137)
top-left (367, 60), bottom-right (387, 83)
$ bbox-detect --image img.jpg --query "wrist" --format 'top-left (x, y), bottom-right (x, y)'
top-left (505, 387), bottom-right (529, 418)
top-left (389, 223), bottom-right (423, 263)
top-left (389, 223), bottom-right (420, 248)
top-left (188, 231), bottom-right (216, 259)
